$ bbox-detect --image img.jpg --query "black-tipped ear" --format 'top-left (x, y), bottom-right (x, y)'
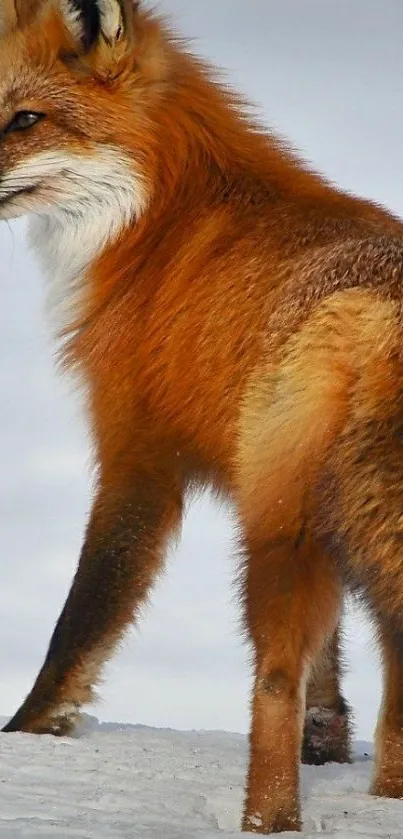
top-left (58, 0), bottom-right (137, 53)
top-left (59, 0), bottom-right (101, 51)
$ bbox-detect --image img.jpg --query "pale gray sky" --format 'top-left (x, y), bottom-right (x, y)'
top-left (2, 0), bottom-right (402, 738)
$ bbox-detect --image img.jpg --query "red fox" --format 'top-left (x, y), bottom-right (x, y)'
top-left (1, 0), bottom-right (403, 833)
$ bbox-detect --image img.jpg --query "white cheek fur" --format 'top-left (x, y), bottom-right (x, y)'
top-left (7, 146), bottom-right (149, 332)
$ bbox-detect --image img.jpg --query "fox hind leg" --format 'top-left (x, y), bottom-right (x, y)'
top-left (315, 371), bottom-right (403, 798)
top-left (238, 288), bottom-right (403, 825)
top-left (241, 529), bottom-right (343, 834)
top-left (303, 624), bottom-right (353, 765)
top-left (371, 624), bottom-right (403, 799)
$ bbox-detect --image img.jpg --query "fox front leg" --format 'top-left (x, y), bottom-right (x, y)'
top-left (3, 463), bottom-right (182, 735)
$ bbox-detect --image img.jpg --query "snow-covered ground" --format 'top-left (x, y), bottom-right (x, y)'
top-left (0, 716), bottom-right (401, 838)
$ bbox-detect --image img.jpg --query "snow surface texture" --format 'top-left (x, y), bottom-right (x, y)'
top-left (0, 716), bottom-right (401, 838)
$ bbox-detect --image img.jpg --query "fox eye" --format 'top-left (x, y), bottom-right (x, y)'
top-left (4, 111), bottom-right (44, 134)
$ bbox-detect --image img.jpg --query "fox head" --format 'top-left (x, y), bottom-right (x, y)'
top-left (0, 0), bottom-right (171, 226)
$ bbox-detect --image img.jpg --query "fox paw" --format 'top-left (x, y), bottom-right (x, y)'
top-left (302, 705), bottom-right (352, 765)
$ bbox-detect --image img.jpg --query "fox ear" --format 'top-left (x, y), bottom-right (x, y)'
top-left (57, 1), bottom-right (101, 51)
top-left (57, 0), bottom-right (135, 53)
top-left (97, 0), bottom-right (134, 46)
